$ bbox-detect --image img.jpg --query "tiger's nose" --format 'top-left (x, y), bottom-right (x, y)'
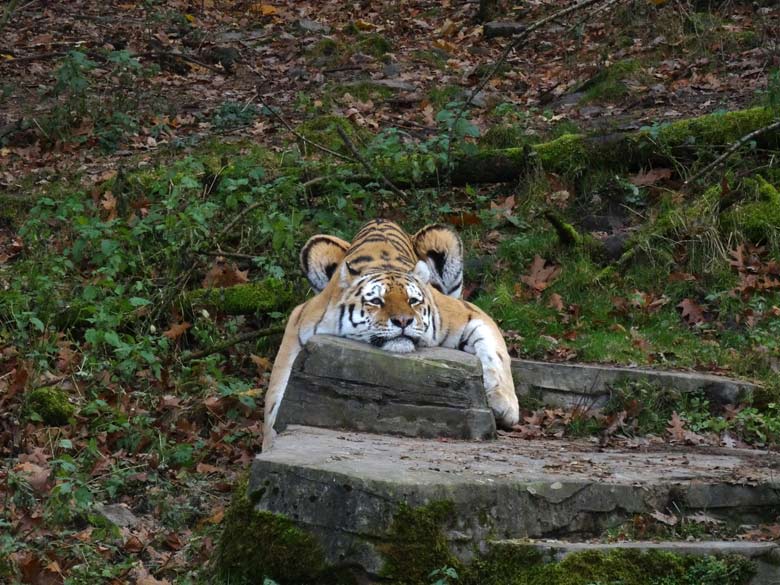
top-left (390, 316), bottom-right (413, 329)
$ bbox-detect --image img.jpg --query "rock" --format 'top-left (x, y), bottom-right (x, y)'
top-left (511, 359), bottom-right (758, 408)
top-left (382, 62), bottom-right (401, 78)
top-left (483, 21), bottom-right (528, 39)
top-left (96, 503), bottom-right (139, 528)
top-left (603, 232), bottom-right (629, 261)
top-left (296, 19), bottom-right (331, 34)
top-left (360, 79), bottom-right (416, 92)
top-left (250, 425), bottom-right (780, 575)
top-left (276, 336), bottom-right (496, 440)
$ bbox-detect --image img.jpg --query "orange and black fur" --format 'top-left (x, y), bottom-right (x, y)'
top-left (262, 219), bottom-right (519, 450)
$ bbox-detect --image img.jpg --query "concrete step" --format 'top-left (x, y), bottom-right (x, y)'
top-left (251, 425), bottom-right (780, 576)
top-left (511, 358), bottom-right (758, 409)
top-left (495, 540), bottom-right (780, 585)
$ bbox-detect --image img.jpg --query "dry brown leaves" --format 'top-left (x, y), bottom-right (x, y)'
top-left (162, 321), bottom-right (191, 340)
top-left (729, 243), bottom-right (780, 299)
top-left (517, 255), bottom-right (561, 298)
top-left (628, 167), bottom-right (673, 187)
top-left (677, 298), bottom-right (706, 326)
top-left (202, 257), bottom-right (249, 288)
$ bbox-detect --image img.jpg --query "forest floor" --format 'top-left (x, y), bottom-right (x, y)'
top-left (1, 0), bottom-right (780, 583)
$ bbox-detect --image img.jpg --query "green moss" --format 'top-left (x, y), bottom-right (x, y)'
top-left (581, 59), bottom-right (644, 103)
top-left (412, 49), bottom-right (448, 70)
top-left (479, 125), bottom-right (529, 149)
top-left (428, 85), bottom-right (462, 109)
top-left (460, 544), bottom-right (755, 585)
top-left (214, 477), bottom-right (339, 585)
top-left (655, 107), bottom-right (777, 150)
top-left (532, 134), bottom-right (588, 176)
top-left (723, 175), bottom-right (780, 244)
top-left (23, 386), bottom-right (75, 426)
top-left (295, 114), bottom-right (364, 153)
top-left (306, 38), bottom-right (345, 66)
top-left (329, 82), bottom-right (394, 102)
top-left (357, 33), bottom-right (392, 58)
top-left (379, 501), bottom-right (460, 585)
top-left (187, 278), bottom-right (296, 316)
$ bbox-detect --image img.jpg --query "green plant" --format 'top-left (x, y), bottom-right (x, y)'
top-left (212, 101), bottom-right (262, 130)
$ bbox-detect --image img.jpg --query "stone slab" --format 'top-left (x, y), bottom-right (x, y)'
top-left (250, 425), bottom-right (780, 574)
top-left (502, 540), bottom-right (780, 585)
top-left (275, 336), bottom-right (496, 440)
top-left (512, 359), bottom-right (758, 408)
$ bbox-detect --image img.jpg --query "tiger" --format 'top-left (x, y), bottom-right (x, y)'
top-left (262, 219), bottom-right (520, 451)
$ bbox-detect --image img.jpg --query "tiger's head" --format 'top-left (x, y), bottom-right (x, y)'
top-left (335, 264), bottom-right (435, 353)
top-left (300, 220), bottom-right (461, 353)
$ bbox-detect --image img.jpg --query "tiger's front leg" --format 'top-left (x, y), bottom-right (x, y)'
top-left (262, 304), bottom-right (305, 451)
top-left (434, 295), bottom-right (519, 429)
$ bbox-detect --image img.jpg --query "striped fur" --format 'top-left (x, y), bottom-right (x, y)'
top-left (263, 219), bottom-right (519, 450)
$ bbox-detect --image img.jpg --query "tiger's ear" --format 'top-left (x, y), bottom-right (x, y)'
top-left (300, 235), bottom-right (350, 293)
top-left (413, 260), bottom-right (431, 285)
top-left (412, 224), bottom-right (463, 298)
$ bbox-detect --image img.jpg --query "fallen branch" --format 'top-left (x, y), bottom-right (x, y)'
top-left (336, 125), bottom-right (409, 202)
top-left (196, 250), bottom-right (259, 261)
top-left (443, 0), bottom-right (621, 186)
top-left (683, 118), bottom-right (780, 187)
top-left (140, 51), bottom-right (224, 74)
top-left (180, 326), bottom-right (285, 363)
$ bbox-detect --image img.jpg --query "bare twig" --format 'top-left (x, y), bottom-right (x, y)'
top-left (217, 201), bottom-right (265, 241)
top-left (180, 326), bottom-right (285, 362)
top-left (566, 0), bottom-right (623, 33)
top-left (683, 118), bottom-right (780, 187)
top-left (443, 0), bottom-right (619, 186)
top-left (196, 250), bottom-right (259, 261)
top-left (248, 69), bottom-right (356, 163)
top-left (140, 51), bottom-right (224, 74)
top-left (335, 125), bottom-right (409, 201)
top-left (0, 51), bottom-right (65, 64)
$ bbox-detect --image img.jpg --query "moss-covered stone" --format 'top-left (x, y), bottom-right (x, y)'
top-left (379, 501), bottom-right (460, 585)
top-left (214, 477), bottom-right (353, 585)
top-left (723, 175), bottom-right (780, 244)
top-left (186, 278), bottom-right (296, 316)
top-left (23, 386), bottom-right (75, 426)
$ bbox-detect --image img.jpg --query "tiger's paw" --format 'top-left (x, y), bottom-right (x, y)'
top-left (486, 384), bottom-right (519, 430)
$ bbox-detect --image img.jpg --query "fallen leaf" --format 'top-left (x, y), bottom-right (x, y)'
top-left (202, 257), bottom-right (249, 288)
top-left (678, 298), bottom-right (705, 325)
top-left (13, 461), bottom-right (51, 494)
top-left (353, 19), bottom-right (376, 31)
top-left (629, 167), bottom-right (673, 187)
top-left (519, 255), bottom-right (561, 296)
top-left (650, 510), bottom-right (678, 526)
top-left (195, 462), bottom-right (222, 474)
top-left (250, 354), bottom-right (272, 373)
top-left (667, 411), bottom-right (686, 441)
top-left (101, 192), bottom-right (118, 221)
top-left (163, 321), bottom-right (191, 340)
top-left (164, 532), bottom-right (183, 551)
top-left (547, 293), bottom-right (565, 312)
